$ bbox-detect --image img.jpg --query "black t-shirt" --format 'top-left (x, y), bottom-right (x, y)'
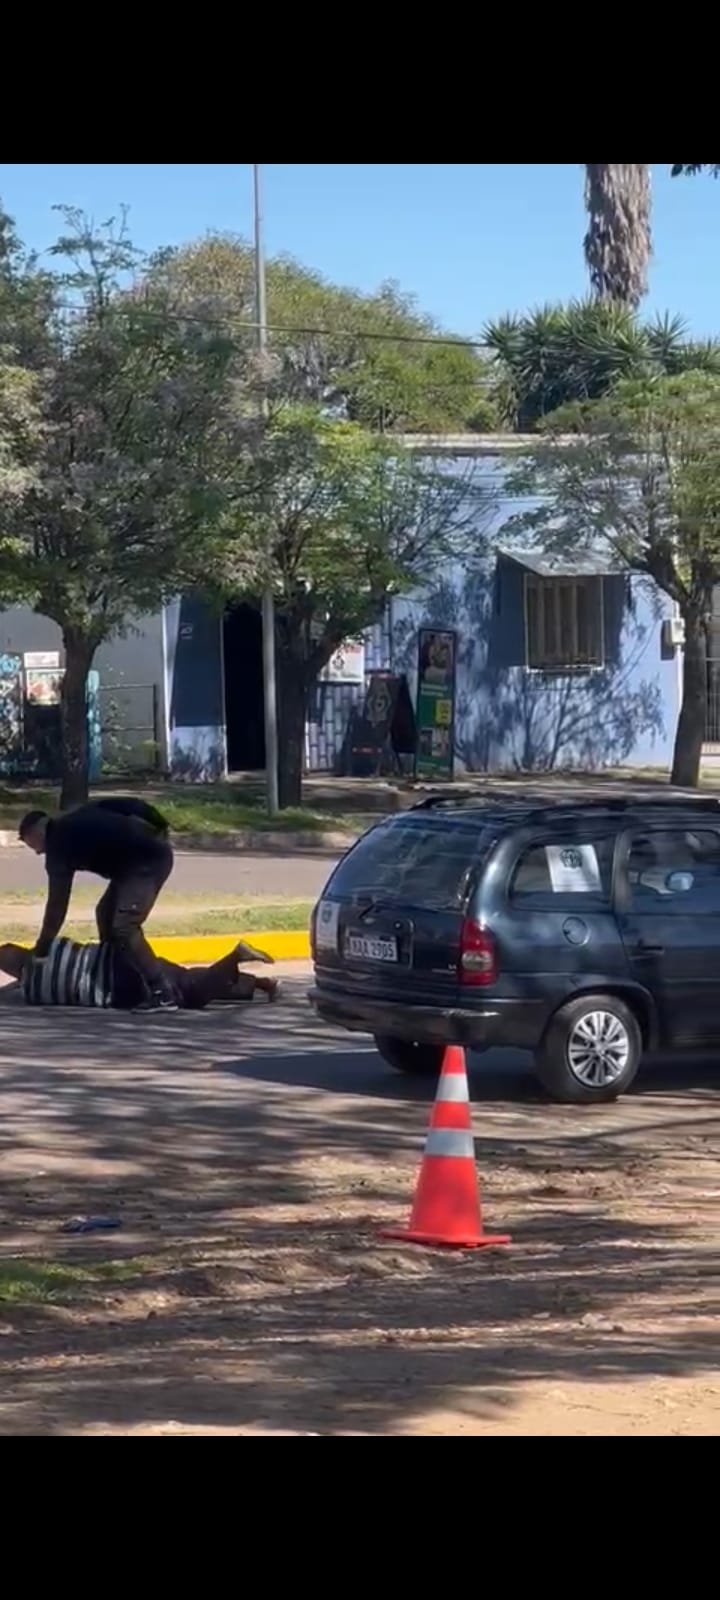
top-left (91, 797), bottom-right (169, 836)
top-left (45, 804), bottom-right (167, 879)
top-left (36, 804), bottom-right (170, 955)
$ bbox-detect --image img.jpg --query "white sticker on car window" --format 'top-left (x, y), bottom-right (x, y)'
top-left (316, 899), bottom-right (340, 950)
top-left (545, 844), bottom-right (602, 894)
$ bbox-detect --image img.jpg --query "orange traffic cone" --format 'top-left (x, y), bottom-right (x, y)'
top-left (380, 1044), bottom-right (510, 1250)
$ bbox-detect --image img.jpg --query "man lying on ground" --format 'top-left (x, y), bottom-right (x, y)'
top-left (0, 936), bottom-right (280, 1010)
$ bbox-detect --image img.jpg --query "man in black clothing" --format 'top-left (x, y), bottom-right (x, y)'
top-left (92, 796), bottom-right (169, 839)
top-left (87, 798), bottom-right (169, 942)
top-left (19, 802), bottom-right (176, 1011)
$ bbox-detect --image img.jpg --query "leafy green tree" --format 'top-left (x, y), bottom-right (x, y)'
top-left (671, 164), bottom-right (720, 178)
top-left (223, 408), bottom-right (492, 806)
top-left (506, 373), bottom-right (720, 786)
top-left (0, 208), bottom-right (243, 807)
top-left (152, 234), bottom-right (496, 433)
top-left (0, 205), bottom-right (54, 368)
top-left (0, 207), bottom-right (53, 500)
top-left (151, 234), bottom-right (498, 804)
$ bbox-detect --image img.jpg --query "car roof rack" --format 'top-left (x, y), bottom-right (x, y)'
top-left (519, 797), bottom-right (720, 824)
top-left (410, 794), bottom-right (467, 809)
top-left (410, 791), bottom-right (720, 815)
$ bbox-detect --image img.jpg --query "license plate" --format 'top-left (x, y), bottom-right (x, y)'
top-left (345, 932), bottom-right (398, 963)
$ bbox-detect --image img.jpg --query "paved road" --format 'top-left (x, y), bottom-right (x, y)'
top-left (0, 849), bottom-right (337, 902)
top-left (1, 966), bottom-right (719, 1435)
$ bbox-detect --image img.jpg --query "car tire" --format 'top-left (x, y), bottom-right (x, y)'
top-left (536, 994), bottom-right (642, 1105)
top-left (373, 1036), bottom-right (444, 1077)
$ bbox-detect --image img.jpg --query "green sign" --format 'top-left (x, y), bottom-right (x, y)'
top-left (414, 628), bottom-right (456, 780)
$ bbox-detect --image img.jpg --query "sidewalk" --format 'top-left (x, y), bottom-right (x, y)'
top-left (0, 768), bottom-right (704, 857)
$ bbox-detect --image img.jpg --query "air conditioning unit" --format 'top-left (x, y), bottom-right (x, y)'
top-left (660, 617), bottom-right (685, 658)
top-left (669, 616), bottom-right (685, 646)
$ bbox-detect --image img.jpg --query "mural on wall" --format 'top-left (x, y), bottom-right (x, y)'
top-left (0, 654), bottom-right (22, 769)
top-left (0, 654), bottom-right (102, 780)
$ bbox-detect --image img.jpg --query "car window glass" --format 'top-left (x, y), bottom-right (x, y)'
top-left (627, 828), bottom-right (720, 910)
top-left (512, 837), bottom-right (614, 900)
top-left (330, 819), bottom-right (493, 911)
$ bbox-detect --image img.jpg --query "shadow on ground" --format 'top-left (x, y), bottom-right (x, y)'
top-left (0, 981), bottom-right (719, 1434)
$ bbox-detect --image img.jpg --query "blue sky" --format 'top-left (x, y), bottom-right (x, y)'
top-left (1, 163), bottom-right (717, 338)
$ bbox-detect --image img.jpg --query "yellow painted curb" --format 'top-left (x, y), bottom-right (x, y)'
top-left (18, 931), bottom-right (311, 963)
top-left (151, 931), bottom-right (311, 964)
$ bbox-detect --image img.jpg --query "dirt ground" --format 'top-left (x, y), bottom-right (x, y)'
top-left (0, 965), bottom-right (719, 1436)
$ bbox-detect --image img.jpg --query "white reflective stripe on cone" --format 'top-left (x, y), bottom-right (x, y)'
top-left (435, 1074), bottom-right (469, 1103)
top-left (425, 1128), bottom-right (475, 1159)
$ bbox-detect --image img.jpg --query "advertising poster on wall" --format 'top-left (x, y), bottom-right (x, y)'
top-left (25, 669), bottom-right (63, 706)
top-left (414, 628), bottom-right (456, 781)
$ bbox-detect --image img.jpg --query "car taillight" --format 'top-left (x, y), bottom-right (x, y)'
top-left (459, 919), bottom-right (497, 985)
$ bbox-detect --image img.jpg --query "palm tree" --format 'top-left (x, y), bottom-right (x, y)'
top-left (484, 301), bottom-right (720, 431)
top-left (583, 164), bottom-right (652, 309)
top-left (485, 300), bottom-right (650, 429)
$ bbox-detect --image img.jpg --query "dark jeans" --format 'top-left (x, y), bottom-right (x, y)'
top-left (112, 952), bottom-right (191, 1009)
top-left (95, 843), bottom-right (174, 999)
top-left (111, 945), bottom-right (260, 1011)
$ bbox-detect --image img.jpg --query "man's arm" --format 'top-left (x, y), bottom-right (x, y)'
top-left (34, 873), bottom-right (73, 956)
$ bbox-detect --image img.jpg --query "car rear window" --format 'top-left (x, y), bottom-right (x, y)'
top-left (330, 818), bottom-right (493, 911)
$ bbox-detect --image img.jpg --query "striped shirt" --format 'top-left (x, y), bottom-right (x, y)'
top-left (23, 938), bottom-right (113, 1007)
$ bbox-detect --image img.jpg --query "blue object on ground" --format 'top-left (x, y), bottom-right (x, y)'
top-left (60, 1216), bottom-right (122, 1235)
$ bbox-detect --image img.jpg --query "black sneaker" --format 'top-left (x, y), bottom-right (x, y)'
top-left (133, 993), bottom-right (179, 1013)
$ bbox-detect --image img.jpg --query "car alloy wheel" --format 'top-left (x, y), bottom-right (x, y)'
top-left (566, 1009), bottom-right (631, 1088)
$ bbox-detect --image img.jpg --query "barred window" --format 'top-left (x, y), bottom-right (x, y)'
top-left (525, 575), bottom-right (603, 671)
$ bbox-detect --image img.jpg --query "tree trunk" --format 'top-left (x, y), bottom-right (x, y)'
top-left (276, 647), bottom-right (307, 810)
top-left (60, 629), bottom-right (95, 810)
top-left (583, 164), bottom-right (651, 308)
top-left (671, 610), bottom-right (707, 787)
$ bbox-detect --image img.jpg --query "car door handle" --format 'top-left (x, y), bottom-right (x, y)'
top-left (632, 940), bottom-right (664, 956)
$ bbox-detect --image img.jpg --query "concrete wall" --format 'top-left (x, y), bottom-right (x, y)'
top-left (0, 607), bottom-right (166, 771)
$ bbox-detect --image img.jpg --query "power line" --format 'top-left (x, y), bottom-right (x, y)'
top-left (45, 301), bottom-right (496, 407)
top-left (221, 318), bottom-right (483, 351)
top-left (53, 298), bottom-right (488, 353)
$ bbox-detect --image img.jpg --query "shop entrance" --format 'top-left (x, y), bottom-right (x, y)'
top-left (223, 604), bottom-right (265, 771)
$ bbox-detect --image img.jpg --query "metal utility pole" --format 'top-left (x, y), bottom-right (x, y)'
top-left (253, 162), bottom-right (280, 815)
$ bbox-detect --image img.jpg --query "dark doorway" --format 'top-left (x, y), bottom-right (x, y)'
top-left (223, 604), bottom-right (265, 771)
